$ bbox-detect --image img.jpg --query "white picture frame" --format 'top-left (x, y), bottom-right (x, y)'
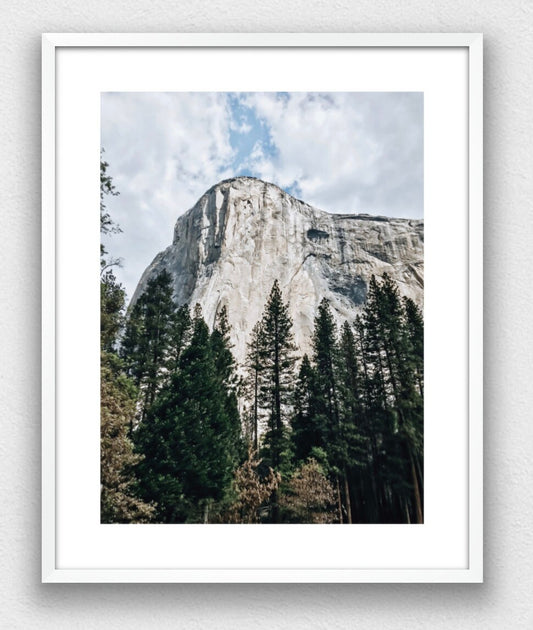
top-left (42, 33), bottom-right (483, 583)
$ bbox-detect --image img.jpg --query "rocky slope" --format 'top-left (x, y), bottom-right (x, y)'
top-left (132, 176), bottom-right (423, 365)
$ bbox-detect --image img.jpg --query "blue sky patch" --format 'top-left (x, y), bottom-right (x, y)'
top-left (228, 94), bottom-right (278, 176)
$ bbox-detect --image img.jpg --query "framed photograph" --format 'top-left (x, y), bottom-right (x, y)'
top-left (42, 33), bottom-right (483, 582)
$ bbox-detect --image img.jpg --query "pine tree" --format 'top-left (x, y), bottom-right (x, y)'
top-left (358, 274), bottom-right (424, 523)
top-left (400, 296), bottom-right (424, 521)
top-left (336, 320), bottom-right (368, 523)
top-left (307, 298), bottom-right (353, 523)
top-left (210, 304), bottom-right (244, 471)
top-left (338, 322), bottom-right (362, 421)
top-left (256, 281), bottom-right (296, 473)
top-left (210, 305), bottom-right (236, 386)
top-left (243, 322), bottom-right (264, 450)
top-left (121, 270), bottom-right (175, 422)
top-left (248, 280), bottom-right (297, 523)
top-left (403, 296), bottom-right (424, 398)
top-left (133, 306), bottom-right (242, 523)
top-left (168, 303), bottom-right (192, 374)
top-left (290, 354), bottom-right (323, 463)
top-left (311, 298), bottom-right (340, 444)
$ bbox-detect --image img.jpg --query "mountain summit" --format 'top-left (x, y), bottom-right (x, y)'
top-left (131, 176), bottom-right (424, 364)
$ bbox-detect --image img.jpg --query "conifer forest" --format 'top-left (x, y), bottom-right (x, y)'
top-left (101, 158), bottom-right (424, 525)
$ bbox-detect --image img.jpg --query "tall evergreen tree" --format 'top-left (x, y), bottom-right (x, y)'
top-left (210, 305), bottom-right (236, 385)
top-left (358, 274), bottom-right (424, 523)
top-left (247, 280), bottom-right (297, 523)
top-left (403, 296), bottom-right (424, 398)
top-left (335, 320), bottom-right (369, 523)
top-left (243, 321), bottom-right (264, 450)
top-left (210, 304), bottom-right (244, 468)
top-left (352, 312), bottom-right (390, 522)
top-left (304, 298), bottom-right (354, 522)
top-left (311, 298), bottom-right (340, 445)
top-left (133, 306), bottom-right (242, 523)
top-left (256, 281), bottom-right (296, 473)
top-left (399, 296), bottom-right (424, 520)
top-left (290, 354), bottom-right (322, 463)
top-left (167, 303), bottom-right (192, 375)
top-left (121, 270), bottom-right (175, 422)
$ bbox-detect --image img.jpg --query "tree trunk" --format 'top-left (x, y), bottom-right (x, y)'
top-left (273, 319), bottom-right (281, 469)
top-left (253, 366), bottom-right (259, 451)
top-left (271, 489), bottom-right (279, 524)
top-left (336, 476), bottom-right (343, 524)
top-left (405, 500), bottom-right (411, 524)
top-left (410, 452), bottom-right (423, 524)
top-left (344, 472), bottom-right (352, 524)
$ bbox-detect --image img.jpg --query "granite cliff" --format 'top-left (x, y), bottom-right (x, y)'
top-left (131, 176), bottom-right (424, 364)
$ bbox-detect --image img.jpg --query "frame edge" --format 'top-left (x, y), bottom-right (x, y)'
top-left (42, 33), bottom-right (483, 583)
top-left (42, 33), bottom-right (57, 582)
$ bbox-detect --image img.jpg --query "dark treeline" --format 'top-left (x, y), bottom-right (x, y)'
top-left (100, 159), bottom-right (424, 524)
top-left (238, 276), bottom-right (424, 524)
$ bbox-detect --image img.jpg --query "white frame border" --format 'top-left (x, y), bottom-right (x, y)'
top-left (42, 32), bottom-right (483, 583)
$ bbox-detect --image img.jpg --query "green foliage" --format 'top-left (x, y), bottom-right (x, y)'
top-left (290, 354), bottom-right (324, 463)
top-left (403, 296), bottom-right (424, 398)
top-left (100, 152), bottom-right (122, 270)
top-left (240, 281), bottom-right (298, 522)
top-left (133, 306), bottom-right (244, 523)
top-left (256, 280), bottom-right (297, 473)
top-left (101, 268), bottom-right (126, 353)
top-left (354, 274), bottom-right (424, 523)
top-left (100, 152), bottom-right (120, 237)
top-left (288, 276), bottom-right (424, 524)
top-left (120, 270), bottom-right (176, 421)
top-left (310, 298), bottom-right (341, 458)
top-left (167, 303), bottom-right (192, 374)
top-left (211, 305), bottom-right (244, 462)
top-left (242, 321), bottom-right (264, 450)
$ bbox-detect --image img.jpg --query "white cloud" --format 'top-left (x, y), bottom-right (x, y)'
top-left (101, 92), bottom-right (236, 300)
top-left (241, 92), bottom-right (423, 217)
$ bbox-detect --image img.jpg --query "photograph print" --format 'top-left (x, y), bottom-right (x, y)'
top-left (100, 92), bottom-right (424, 525)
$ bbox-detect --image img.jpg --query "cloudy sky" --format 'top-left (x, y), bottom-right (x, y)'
top-left (101, 92), bottom-right (423, 301)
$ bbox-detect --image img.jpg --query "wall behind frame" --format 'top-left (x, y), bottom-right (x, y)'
top-left (1, 0), bottom-right (531, 627)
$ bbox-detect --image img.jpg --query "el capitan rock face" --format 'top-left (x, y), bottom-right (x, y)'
top-left (131, 177), bottom-right (424, 365)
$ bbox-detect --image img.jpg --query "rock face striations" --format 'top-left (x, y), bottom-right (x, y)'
top-left (132, 176), bottom-right (424, 365)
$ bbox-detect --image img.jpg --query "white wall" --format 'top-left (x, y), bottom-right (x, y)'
top-left (1, 2), bottom-right (531, 628)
